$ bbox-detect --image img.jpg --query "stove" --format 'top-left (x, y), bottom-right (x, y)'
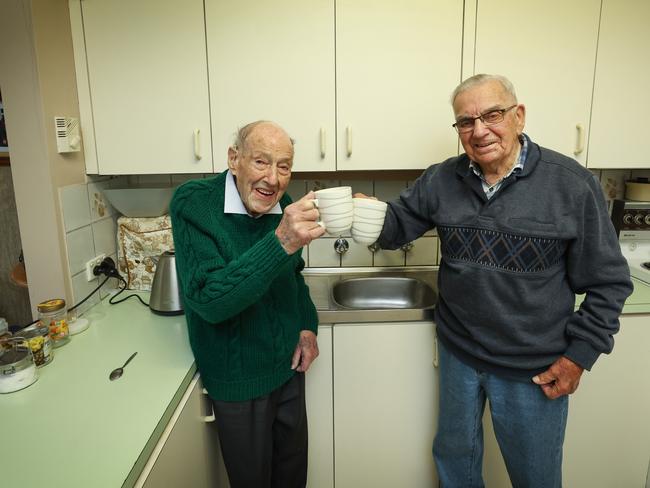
top-left (611, 199), bottom-right (650, 285)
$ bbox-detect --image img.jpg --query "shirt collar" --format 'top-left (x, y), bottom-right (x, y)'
top-left (224, 170), bottom-right (282, 217)
top-left (469, 134), bottom-right (528, 180)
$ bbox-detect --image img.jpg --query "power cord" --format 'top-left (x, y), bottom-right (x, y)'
top-left (93, 257), bottom-right (149, 307)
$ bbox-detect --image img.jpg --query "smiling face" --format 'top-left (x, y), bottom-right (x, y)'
top-left (227, 122), bottom-right (293, 216)
top-left (452, 79), bottom-right (525, 171)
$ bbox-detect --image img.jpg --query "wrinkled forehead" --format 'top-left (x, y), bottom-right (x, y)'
top-left (453, 80), bottom-right (513, 115)
top-left (242, 123), bottom-right (293, 155)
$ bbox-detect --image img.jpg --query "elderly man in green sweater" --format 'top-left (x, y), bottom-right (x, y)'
top-left (170, 120), bottom-right (325, 488)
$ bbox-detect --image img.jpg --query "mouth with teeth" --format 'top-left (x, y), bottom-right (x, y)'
top-left (254, 187), bottom-right (277, 201)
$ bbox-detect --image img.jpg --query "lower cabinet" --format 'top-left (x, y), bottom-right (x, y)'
top-left (137, 374), bottom-right (229, 488)
top-left (483, 314), bottom-right (650, 487)
top-left (306, 322), bottom-right (438, 488)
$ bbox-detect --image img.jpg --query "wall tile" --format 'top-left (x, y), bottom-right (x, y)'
top-left (92, 216), bottom-right (117, 257)
top-left (373, 248), bottom-right (405, 267)
top-left (405, 237), bottom-right (438, 266)
top-left (308, 237), bottom-right (340, 267)
top-left (70, 271), bottom-right (101, 315)
top-left (341, 179), bottom-right (373, 197)
top-left (171, 174), bottom-right (201, 186)
top-left (341, 239), bottom-right (373, 267)
top-left (307, 179), bottom-right (340, 192)
top-left (374, 180), bottom-right (407, 201)
top-left (287, 179), bottom-right (308, 201)
top-left (60, 184), bottom-right (91, 232)
top-left (66, 225), bottom-right (95, 275)
top-left (136, 175), bottom-right (173, 187)
top-left (87, 180), bottom-right (115, 221)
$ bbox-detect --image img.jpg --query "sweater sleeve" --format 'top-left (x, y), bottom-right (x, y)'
top-left (295, 253), bottom-right (319, 334)
top-left (170, 186), bottom-right (293, 324)
top-left (563, 174), bottom-right (633, 370)
top-left (378, 165), bottom-right (437, 250)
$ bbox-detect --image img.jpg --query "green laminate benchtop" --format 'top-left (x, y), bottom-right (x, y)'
top-left (575, 277), bottom-right (650, 314)
top-left (1, 294), bottom-right (195, 488)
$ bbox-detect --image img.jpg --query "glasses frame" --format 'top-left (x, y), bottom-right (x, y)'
top-left (452, 104), bottom-right (518, 134)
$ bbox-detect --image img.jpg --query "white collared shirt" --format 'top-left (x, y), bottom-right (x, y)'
top-left (224, 170), bottom-right (282, 217)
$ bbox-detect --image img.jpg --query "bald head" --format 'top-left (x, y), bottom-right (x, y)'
top-left (233, 120), bottom-right (294, 155)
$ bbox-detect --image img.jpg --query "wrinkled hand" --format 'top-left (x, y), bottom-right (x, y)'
top-left (291, 330), bottom-right (319, 373)
top-left (532, 356), bottom-right (584, 400)
top-left (275, 192), bottom-right (326, 255)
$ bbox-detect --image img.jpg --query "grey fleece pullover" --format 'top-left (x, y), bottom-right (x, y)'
top-left (378, 135), bottom-right (633, 380)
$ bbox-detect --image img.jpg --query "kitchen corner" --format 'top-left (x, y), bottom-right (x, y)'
top-left (1, 294), bottom-right (196, 488)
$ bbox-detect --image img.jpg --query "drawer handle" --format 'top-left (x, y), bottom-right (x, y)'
top-left (346, 126), bottom-right (352, 157)
top-left (201, 387), bottom-right (215, 422)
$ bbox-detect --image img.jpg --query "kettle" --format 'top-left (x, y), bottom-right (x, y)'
top-left (149, 251), bottom-right (184, 316)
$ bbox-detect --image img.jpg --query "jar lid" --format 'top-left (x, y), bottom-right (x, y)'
top-left (37, 299), bottom-right (66, 313)
top-left (0, 345), bottom-right (33, 374)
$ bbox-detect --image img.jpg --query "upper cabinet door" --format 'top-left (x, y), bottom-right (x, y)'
top-left (336, 0), bottom-right (463, 171)
top-left (205, 0), bottom-right (336, 173)
top-left (80, 0), bottom-right (212, 174)
top-left (472, 0), bottom-right (601, 166)
top-left (588, 0), bottom-right (650, 168)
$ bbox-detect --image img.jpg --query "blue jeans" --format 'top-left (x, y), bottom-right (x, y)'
top-left (433, 340), bottom-right (568, 488)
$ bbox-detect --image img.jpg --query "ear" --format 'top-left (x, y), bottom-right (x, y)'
top-left (515, 104), bottom-right (526, 135)
top-left (227, 147), bottom-right (238, 174)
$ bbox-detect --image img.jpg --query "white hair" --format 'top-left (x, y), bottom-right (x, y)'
top-left (450, 74), bottom-right (518, 105)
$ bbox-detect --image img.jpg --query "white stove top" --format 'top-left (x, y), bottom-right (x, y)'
top-left (620, 239), bottom-right (650, 285)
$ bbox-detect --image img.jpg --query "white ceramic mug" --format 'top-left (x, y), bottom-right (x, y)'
top-left (351, 197), bottom-right (388, 244)
top-left (312, 187), bottom-right (354, 235)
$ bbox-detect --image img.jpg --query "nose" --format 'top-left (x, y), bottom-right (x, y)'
top-left (471, 117), bottom-right (490, 137)
top-left (263, 164), bottom-right (279, 186)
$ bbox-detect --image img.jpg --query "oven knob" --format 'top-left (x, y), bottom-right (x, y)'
top-left (623, 213), bottom-right (633, 225)
top-left (645, 214), bottom-right (650, 226)
top-left (634, 214), bottom-right (644, 225)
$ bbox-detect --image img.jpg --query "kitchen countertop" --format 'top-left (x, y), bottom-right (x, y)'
top-left (2, 269), bottom-right (648, 487)
top-left (1, 295), bottom-right (195, 488)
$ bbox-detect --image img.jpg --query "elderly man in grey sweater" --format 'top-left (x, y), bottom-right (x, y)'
top-left (376, 74), bottom-right (632, 488)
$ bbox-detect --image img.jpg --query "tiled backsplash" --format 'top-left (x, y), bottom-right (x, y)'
top-left (57, 168), bottom-right (649, 302)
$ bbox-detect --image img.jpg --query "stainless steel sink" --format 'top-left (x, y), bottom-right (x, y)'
top-left (331, 277), bottom-right (436, 309)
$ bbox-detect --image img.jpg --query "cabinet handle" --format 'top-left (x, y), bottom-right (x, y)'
top-left (201, 387), bottom-right (216, 422)
top-left (194, 129), bottom-right (202, 160)
top-left (433, 333), bottom-right (439, 368)
top-left (346, 126), bottom-right (352, 157)
top-left (574, 123), bottom-right (585, 156)
top-left (320, 127), bottom-right (326, 159)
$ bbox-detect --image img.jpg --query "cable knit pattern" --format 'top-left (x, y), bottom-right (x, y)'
top-left (170, 172), bottom-right (318, 401)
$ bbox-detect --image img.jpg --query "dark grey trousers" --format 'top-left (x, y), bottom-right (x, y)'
top-left (211, 373), bottom-right (308, 488)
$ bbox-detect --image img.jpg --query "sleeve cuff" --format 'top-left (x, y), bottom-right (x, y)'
top-left (564, 338), bottom-right (601, 371)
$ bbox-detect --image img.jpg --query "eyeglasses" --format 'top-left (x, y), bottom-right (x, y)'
top-left (452, 105), bottom-right (518, 134)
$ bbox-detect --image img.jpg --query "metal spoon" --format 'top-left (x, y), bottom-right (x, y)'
top-left (109, 352), bottom-right (138, 381)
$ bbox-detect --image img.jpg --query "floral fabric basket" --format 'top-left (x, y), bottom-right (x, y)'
top-left (117, 215), bottom-right (173, 290)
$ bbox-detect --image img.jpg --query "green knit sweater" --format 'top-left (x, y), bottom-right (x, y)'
top-left (169, 172), bottom-right (318, 401)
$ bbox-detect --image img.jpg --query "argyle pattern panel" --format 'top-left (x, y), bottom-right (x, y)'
top-left (438, 226), bottom-right (566, 273)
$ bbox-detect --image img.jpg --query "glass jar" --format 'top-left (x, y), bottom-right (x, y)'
top-left (0, 339), bottom-right (38, 394)
top-left (38, 299), bottom-right (70, 348)
top-left (20, 324), bottom-right (53, 367)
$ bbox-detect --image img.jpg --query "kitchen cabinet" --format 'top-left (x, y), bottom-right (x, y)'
top-left (587, 0), bottom-right (650, 168)
top-left (205, 0), bottom-right (336, 173)
top-left (305, 325), bottom-right (334, 488)
top-left (482, 314), bottom-right (650, 487)
top-left (70, 0), bottom-right (212, 175)
top-left (137, 374), bottom-right (229, 488)
top-left (333, 321), bottom-right (438, 487)
top-left (470, 0), bottom-right (601, 167)
top-left (335, 0), bottom-right (462, 170)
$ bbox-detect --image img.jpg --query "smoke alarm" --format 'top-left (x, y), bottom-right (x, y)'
top-left (54, 116), bottom-right (81, 153)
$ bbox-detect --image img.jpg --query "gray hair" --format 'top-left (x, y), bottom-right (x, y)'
top-left (232, 120), bottom-right (295, 153)
top-left (450, 74), bottom-right (518, 105)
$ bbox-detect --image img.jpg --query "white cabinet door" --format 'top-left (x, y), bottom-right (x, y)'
top-left (333, 322), bottom-right (438, 487)
top-left (78, 0), bottom-right (212, 175)
top-left (336, 0), bottom-right (463, 170)
top-left (205, 0), bottom-right (336, 173)
top-left (482, 314), bottom-right (650, 488)
top-left (472, 0), bottom-right (601, 166)
top-left (305, 325), bottom-right (334, 488)
top-left (588, 0), bottom-right (650, 168)
top-left (140, 374), bottom-right (227, 488)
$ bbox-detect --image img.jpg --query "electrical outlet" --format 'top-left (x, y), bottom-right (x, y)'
top-left (85, 254), bottom-right (106, 281)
